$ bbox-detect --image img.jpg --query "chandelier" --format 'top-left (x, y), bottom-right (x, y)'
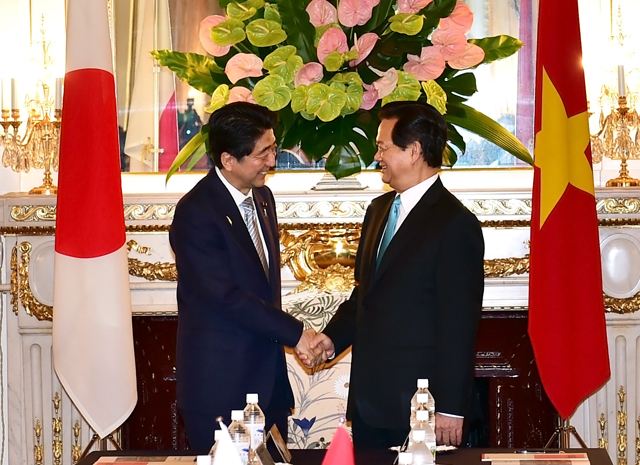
top-left (0, 17), bottom-right (61, 195)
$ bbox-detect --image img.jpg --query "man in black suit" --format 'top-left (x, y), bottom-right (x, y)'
top-left (170, 102), bottom-right (318, 449)
top-left (302, 101), bottom-right (485, 449)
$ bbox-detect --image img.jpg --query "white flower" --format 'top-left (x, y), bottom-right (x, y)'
top-left (334, 373), bottom-right (350, 399)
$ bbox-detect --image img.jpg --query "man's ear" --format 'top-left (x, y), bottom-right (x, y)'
top-left (220, 152), bottom-right (235, 171)
top-left (410, 141), bottom-right (423, 163)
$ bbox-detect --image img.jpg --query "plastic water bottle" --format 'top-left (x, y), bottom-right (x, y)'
top-left (406, 429), bottom-right (434, 465)
top-left (243, 393), bottom-right (265, 464)
top-left (423, 411), bottom-right (437, 462)
top-left (411, 379), bottom-right (435, 431)
top-left (415, 393), bottom-right (436, 432)
top-left (398, 452), bottom-right (413, 465)
top-left (208, 429), bottom-right (223, 456)
top-left (229, 410), bottom-right (250, 465)
top-left (408, 409), bottom-right (430, 447)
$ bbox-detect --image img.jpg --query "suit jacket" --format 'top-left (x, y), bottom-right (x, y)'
top-left (169, 169), bottom-right (303, 417)
top-left (323, 177), bottom-right (485, 430)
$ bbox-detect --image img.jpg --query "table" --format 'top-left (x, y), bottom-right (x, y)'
top-left (78, 448), bottom-right (613, 465)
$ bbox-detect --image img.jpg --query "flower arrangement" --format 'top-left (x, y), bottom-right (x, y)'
top-left (154, 0), bottom-right (533, 179)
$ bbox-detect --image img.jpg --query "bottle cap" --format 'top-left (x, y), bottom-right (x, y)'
top-left (398, 452), bottom-right (413, 464)
top-left (246, 393), bottom-right (259, 404)
top-left (416, 409), bottom-right (429, 422)
top-left (416, 393), bottom-right (430, 404)
top-left (417, 378), bottom-right (429, 389)
top-left (231, 410), bottom-right (244, 421)
top-left (412, 429), bottom-right (426, 441)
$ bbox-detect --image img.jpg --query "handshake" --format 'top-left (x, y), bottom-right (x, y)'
top-left (293, 329), bottom-right (336, 369)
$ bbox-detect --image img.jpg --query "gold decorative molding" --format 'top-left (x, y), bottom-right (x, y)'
top-left (16, 242), bottom-right (53, 321)
top-left (53, 392), bottom-right (62, 465)
top-left (0, 226), bottom-right (56, 235)
top-left (605, 293), bottom-right (640, 314)
top-left (10, 205), bottom-right (56, 222)
top-left (10, 245), bottom-right (18, 315)
top-left (289, 264), bottom-right (356, 294)
top-left (72, 420), bottom-right (82, 464)
top-left (34, 419), bottom-right (43, 465)
top-left (619, 386), bottom-right (627, 465)
top-left (123, 204), bottom-right (175, 221)
top-left (462, 199), bottom-right (532, 216)
top-left (276, 201), bottom-right (368, 219)
top-left (600, 412), bottom-right (608, 450)
top-left (597, 198), bottom-right (640, 215)
top-left (126, 240), bottom-right (177, 281)
top-left (484, 254), bottom-right (530, 278)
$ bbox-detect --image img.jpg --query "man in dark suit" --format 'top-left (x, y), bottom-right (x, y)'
top-left (302, 101), bottom-right (485, 449)
top-left (170, 102), bottom-right (318, 449)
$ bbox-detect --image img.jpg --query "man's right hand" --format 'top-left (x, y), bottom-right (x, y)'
top-left (294, 329), bottom-right (324, 367)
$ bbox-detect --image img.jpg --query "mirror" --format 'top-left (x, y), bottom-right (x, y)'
top-left (112, 0), bottom-right (534, 173)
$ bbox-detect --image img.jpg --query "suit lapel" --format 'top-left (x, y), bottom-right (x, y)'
top-left (253, 188), bottom-right (279, 284)
top-left (359, 193), bottom-right (395, 289)
top-left (206, 170), bottom-right (269, 278)
top-left (369, 178), bottom-right (445, 287)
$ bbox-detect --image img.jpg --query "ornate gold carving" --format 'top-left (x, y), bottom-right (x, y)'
top-left (34, 419), bottom-right (43, 465)
top-left (600, 413), bottom-right (608, 449)
top-left (53, 392), bottom-right (62, 465)
top-left (276, 201), bottom-right (368, 219)
top-left (619, 386), bottom-right (627, 465)
top-left (597, 198), bottom-right (640, 215)
top-left (462, 199), bottom-right (532, 216)
top-left (126, 240), bottom-right (177, 281)
top-left (17, 242), bottom-right (53, 321)
top-left (72, 420), bottom-right (82, 464)
top-left (636, 416), bottom-right (640, 465)
top-left (126, 225), bottom-right (171, 233)
top-left (10, 244), bottom-right (18, 314)
top-left (484, 254), bottom-right (530, 278)
top-left (123, 204), bottom-right (175, 221)
top-left (289, 264), bottom-right (356, 294)
top-left (0, 226), bottom-right (56, 235)
top-left (605, 293), bottom-right (640, 314)
top-left (10, 205), bottom-right (57, 222)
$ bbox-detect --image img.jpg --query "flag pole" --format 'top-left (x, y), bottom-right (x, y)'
top-left (79, 431), bottom-right (122, 460)
top-left (544, 417), bottom-right (588, 449)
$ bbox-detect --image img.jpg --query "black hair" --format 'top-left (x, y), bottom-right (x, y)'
top-left (378, 101), bottom-right (447, 168)
top-left (207, 102), bottom-right (279, 168)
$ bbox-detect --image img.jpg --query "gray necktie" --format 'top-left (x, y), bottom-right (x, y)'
top-left (240, 197), bottom-right (269, 275)
top-left (376, 195), bottom-right (402, 268)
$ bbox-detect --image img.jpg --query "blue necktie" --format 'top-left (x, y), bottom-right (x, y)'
top-left (376, 195), bottom-right (402, 268)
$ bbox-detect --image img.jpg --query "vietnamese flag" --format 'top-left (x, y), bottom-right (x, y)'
top-left (321, 426), bottom-right (355, 465)
top-left (528, 0), bottom-right (610, 419)
top-left (52, 0), bottom-right (137, 437)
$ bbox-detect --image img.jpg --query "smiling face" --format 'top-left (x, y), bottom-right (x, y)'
top-left (221, 129), bottom-right (277, 194)
top-left (374, 118), bottom-right (417, 193)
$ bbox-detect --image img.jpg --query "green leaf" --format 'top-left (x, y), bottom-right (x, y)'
top-left (227, 0), bottom-right (265, 21)
top-left (440, 72), bottom-right (477, 98)
top-left (382, 71), bottom-right (421, 105)
top-left (422, 80), bottom-right (447, 114)
top-left (291, 85), bottom-right (309, 113)
top-left (252, 75), bottom-right (292, 111)
top-left (264, 46), bottom-right (303, 82)
top-left (442, 144), bottom-right (457, 167)
top-left (445, 102), bottom-right (533, 165)
top-left (185, 142), bottom-right (208, 171)
top-left (264, 3), bottom-right (281, 22)
top-left (421, 0), bottom-right (457, 32)
top-left (204, 85), bottom-right (230, 113)
top-left (341, 83), bottom-right (364, 116)
top-left (469, 35), bottom-right (524, 66)
top-left (306, 83), bottom-right (347, 122)
top-left (389, 13), bottom-right (424, 36)
top-left (165, 129), bottom-right (209, 182)
top-left (326, 143), bottom-right (361, 179)
top-left (446, 123), bottom-right (466, 153)
top-left (211, 18), bottom-right (246, 46)
top-left (151, 50), bottom-right (226, 95)
top-left (359, 0), bottom-right (395, 33)
top-left (324, 51), bottom-right (345, 72)
top-left (246, 18), bottom-right (287, 46)
top-left (275, 0), bottom-right (317, 63)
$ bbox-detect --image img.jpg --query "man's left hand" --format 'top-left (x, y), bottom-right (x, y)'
top-left (435, 413), bottom-right (463, 446)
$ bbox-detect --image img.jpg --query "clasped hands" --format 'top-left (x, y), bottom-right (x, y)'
top-left (294, 329), bottom-right (336, 368)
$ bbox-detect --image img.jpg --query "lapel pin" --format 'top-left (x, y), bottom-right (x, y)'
top-left (226, 216), bottom-right (232, 225)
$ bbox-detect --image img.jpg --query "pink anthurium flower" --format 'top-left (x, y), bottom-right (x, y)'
top-left (228, 86), bottom-right (257, 104)
top-left (317, 28), bottom-right (349, 64)
top-left (403, 46), bottom-right (446, 81)
top-left (448, 42), bottom-right (485, 69)
top-left (306, 0), bottom-right (338, 27)
top-left (438, 1), bottom-right (474, 33)
top-left (361, 83), bottom-right (379, 110)
top-left (371, 67), bottom-right (398, 99)
top-left (295, 62), bottom-right (324, 87)
top-left (349, 32), bottom-right (379, 67)
top-left (199, 15), bottom-right (231, 57)
top-left (431, 28), bottom-right (467, 61)
top-left (225, 53), bottom-right (264, 84)
top-left (337, 0), bottom-right (381, 28)
top-left (397, 0), bottom-right (434, 14)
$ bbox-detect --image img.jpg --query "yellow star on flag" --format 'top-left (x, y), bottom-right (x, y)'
top-left (534, 68), bottom-right (593, 228)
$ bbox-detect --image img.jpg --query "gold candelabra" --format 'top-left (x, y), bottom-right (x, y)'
top-left (591, 95), bottom-right (640, 187)
top-left (0, 16), bottom-right (61, 195)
